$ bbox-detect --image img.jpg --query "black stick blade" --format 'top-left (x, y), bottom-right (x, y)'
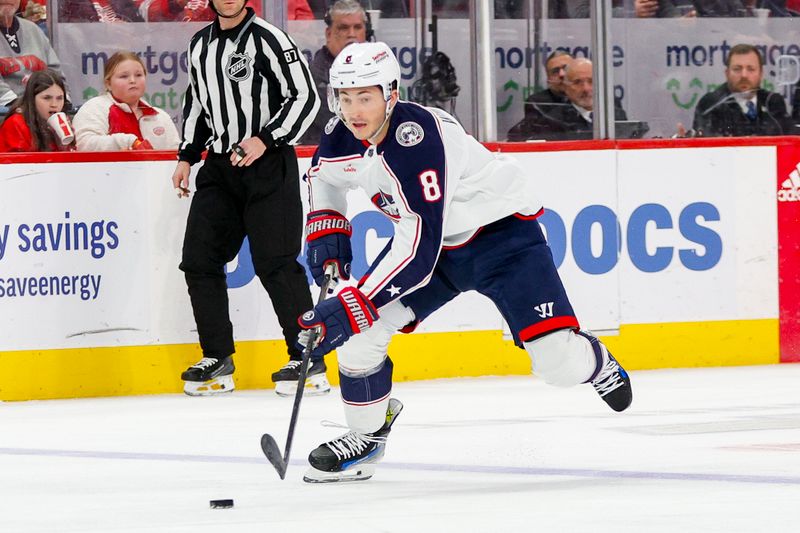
top-left (260, 433), bottom-right (287, 479)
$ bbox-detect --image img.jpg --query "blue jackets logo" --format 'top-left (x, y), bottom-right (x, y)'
top-left (395, 122), bottom-right (424, 147)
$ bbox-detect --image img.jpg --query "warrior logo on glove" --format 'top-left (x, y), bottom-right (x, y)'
top-left (297, 287), bottom-right (379, 358)
top-left (341, 290), bottom-right (373, 332)
top-left (305, 210), bottom-right (353, 286)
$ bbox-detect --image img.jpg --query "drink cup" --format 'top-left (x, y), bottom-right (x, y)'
top-left (755, 8), bottom-right (770, 19)
top-left (366, 9), bottom-right (380, 31)
top-left (47, 112), bottom-right (75, 145)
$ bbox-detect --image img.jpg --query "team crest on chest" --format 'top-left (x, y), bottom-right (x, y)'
top-left (396, 121), bottom-right (424, 147)
top-left (225, 53), bottom-right (253, 82)
top-left (324, 116), bottom-right (340, 135)
top-left (371, 190), bottom-right (400, 219)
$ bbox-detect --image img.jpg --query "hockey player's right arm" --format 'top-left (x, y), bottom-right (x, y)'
top-left (305, 149), bottom-right (352, 285)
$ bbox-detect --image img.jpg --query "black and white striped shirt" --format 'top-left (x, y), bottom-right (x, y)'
top-left (179, 8), bottom-right (319, 164)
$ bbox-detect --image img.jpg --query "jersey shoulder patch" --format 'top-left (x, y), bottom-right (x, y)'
top-left (383, 102), bottom-right (444, 161)
top-left (395, 121), bottom-right (425, 147)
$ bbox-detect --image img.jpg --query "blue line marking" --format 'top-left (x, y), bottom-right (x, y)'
top-left (1, 447), bottom-right (798, 485)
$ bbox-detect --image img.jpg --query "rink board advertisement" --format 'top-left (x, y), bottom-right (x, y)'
top-left (777, 142), bottom-right (800, 363)
top-left (0, 141), bottom-right (787, 400)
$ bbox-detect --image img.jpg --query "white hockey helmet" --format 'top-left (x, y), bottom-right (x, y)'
top-left (328, 41), bottom-right (401, 116)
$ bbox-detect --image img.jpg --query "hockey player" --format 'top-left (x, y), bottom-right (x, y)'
top-left (297, 42), bottom-right (633, 483)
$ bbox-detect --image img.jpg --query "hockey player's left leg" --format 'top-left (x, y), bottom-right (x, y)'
top-left (303, 397), bottom-right (403, 483)
top-left (304, 301), bottom-right (413, 483)
top-left (526, 329), bottom-right (632, 412)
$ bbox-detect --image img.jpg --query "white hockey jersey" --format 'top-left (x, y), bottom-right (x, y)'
top-left (306, 101), bottom-right (542, 309)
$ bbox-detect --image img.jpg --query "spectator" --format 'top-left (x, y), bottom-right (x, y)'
top-left (299, 0), bottom-right (368, 145)
top-left (525, 52), bottom-right (573, 119)
top-left (0, 69), bottom-right (72, 151)
top-left (613, 0), bottom-right (694, 17)
top-left (506, 51), bottom-right (573, 140)
top-left (0, 0), bottom-right (63, 106)
top-left (136, 0), bottom-right (214, 21)
top-left (58, 0), bottom-right (143, 22)
top-left (19, 0), bottom-right (48, 35)
top-left (509, 58), bottom-right (627, 141)
top-left (72, 50), bottom-right (179, 150)
top-left (135, 0), bottom-right (311, 21)
top-left (691, 0), bottom-right (746, 16)
top-left (692, 44), bottom-right (792, 136)
top-left (305, 1), bottom-right (408, 21)
top-left (290, 0), bottom-right (315, 19)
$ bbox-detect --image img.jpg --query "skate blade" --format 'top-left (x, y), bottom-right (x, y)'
top-left (184, 375), bottom-right (234, 396)
top-left (274, 374), bottom-right (331, 397)
top-left (303, 464), bottom-right (375, 483)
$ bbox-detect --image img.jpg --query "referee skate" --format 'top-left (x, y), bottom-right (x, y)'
top-left (271, 359), bottom-right (331, 397)
top-left (181, 356), bottom-right (235, 396)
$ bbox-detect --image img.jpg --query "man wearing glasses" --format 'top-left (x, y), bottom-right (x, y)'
top-left (507, 51), bottom-right (573, 141)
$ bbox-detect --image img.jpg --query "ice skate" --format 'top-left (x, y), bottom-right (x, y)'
top-left (303, 398), bottom-right (403, 483)
top-left (181, 356), bottom-right (235, 396)
top-left (590, 344), bottom-right (632, 412)
top-left (271, 358), bottom-right (331, 397)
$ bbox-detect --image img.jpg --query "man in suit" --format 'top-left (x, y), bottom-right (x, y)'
top-left (526, 51), bottom-right (573, 118)
top-left (509, 58), bottom-right (628, 141)
top-left (692, 44), bottom-right (792, 137)
top-left (507, 51), bottom-right (572, 141)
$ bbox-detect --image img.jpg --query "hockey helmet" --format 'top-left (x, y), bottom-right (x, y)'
top-left (328, 41), bottom-right (401, 116)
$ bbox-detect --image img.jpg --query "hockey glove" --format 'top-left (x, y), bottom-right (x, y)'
top-left (305, 210), bottom-right (352, 286)
top-left (297, 287), bottom-right (378, 358)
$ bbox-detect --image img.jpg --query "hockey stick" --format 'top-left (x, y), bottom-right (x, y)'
top-left (261, 264), bottom-right (336, 479)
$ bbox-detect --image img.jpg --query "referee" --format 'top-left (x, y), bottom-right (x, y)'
top-left (171, 0), bottom-right (321, 396)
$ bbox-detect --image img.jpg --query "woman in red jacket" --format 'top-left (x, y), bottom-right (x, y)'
top-left (0, 69), bottom-right (72, 152)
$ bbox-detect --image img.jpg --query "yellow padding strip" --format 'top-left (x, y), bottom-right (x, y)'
top-left (0, 318), bottom-right (778, 401)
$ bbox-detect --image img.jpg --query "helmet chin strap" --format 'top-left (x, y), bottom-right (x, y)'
top-left (366, 98), bottom-right (395, 145)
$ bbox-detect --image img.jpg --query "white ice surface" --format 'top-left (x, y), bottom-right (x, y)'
top-left (2, 364), bottom-right (799, 532)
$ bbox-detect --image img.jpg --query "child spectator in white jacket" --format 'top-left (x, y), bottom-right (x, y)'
top-left (73, 50), bottom-right (179, 151)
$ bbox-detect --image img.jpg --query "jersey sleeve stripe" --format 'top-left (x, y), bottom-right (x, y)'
top-left (362, 158), bottom-right (424, 303)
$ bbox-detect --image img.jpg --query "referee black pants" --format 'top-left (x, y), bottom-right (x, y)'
top-left (179, 146), bottom-right (312, 361)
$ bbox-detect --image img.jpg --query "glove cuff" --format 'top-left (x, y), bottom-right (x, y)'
top-left (306, 210), bottom-right (352, 240)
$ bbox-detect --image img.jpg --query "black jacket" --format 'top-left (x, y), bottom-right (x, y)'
top-left (692, 85), bottom-right (792, 137)
top-left (522, 88), bottom-right (570, 119)
top-left (508, 100), bottom-right (628, 141)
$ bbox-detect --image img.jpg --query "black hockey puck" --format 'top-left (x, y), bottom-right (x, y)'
top-left (209, 499), bottom-right (234, 509)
